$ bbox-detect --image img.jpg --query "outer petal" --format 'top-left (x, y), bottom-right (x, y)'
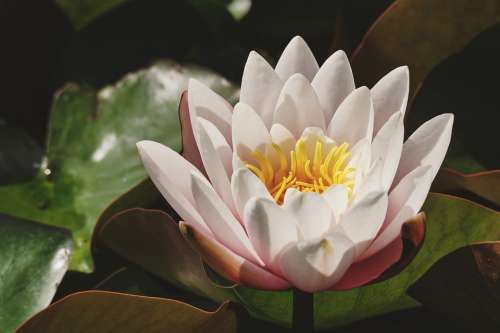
top-left (339, 191), bottom-right (388, 258)
top-left (370, 112), bottom-right (404, 190)
top-left (187, 79), bottom-right (233, 144)
top-left (311, 50), bottom-right (355, 123)
top-left (282, 190), bottom-right (333, 240)
top-left (180, 221), bottom-right (290, 290)
top-left (362, 165), bottom-right (432, 259)
top-left (279, 232), bottom-right (355, 292)
top-left (333, 237), bottom-right (402, 290)
top-left (372, 66), bottom-right (409, 134)
top-left (136, 140), bottom-right (211, 234)
top-left (179, 91), bottom-right (204, 173)
top-left (327, 87), bottom-right (374, 146)
top-left (231, 168), bottom-right (273, 218)
top-left (244, 198), bottom-right (299, 275)
top-left (275, 36), bottom-right (319, 81)
top-left (195, 118), bottom-right (236, 212)
top-left (232, 102), bottom-right (272, 163)
top-left (321, 185), bottom-right (349, 222)
top-left (240, 51), bottom-right (283, 128)
top-left (334, 212), bottom-right (425, 290)
top-left (273, 73), bottom-right (326, 138)
top-left (394, 113), bottom-right (454, 186)
top-left (190, 172), bottom-right (263, 265)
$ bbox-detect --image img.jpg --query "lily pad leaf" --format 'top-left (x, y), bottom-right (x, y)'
top-left (350, 0), bottom-right (500, 101)
top-left (0, 60), bottom-right (238, 272)
top-left (230, 193), bottom-right (500, 329)
top-left (16, 291), bottom-right (237, 333)
top-left (97, 208), bottom-right (234, 303)
top-left (408, 242), bottom-right (500, 330)
top-left (0, 214), bottom-right (72, 333)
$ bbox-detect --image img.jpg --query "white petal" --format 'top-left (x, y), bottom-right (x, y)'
top-left (353, 159), bottom-right (384, 201)
top-left (372, 66), bottom-right (409, 135)
top-left (371, 112), bottom-right (404, 190)
top-left (270, 123), bottom-right (296, 153)
top-left (311, 50), bottom-right (355, 123)
top-left (394, 114), bottom-right (454, 186)
top-left (275, 36), bottom-right (319, 81)
top-left (282, 191), bottom-right (333, 240)
top-left (231, 168), bottom-right (273, 218)
top-left (188, 79), bottom-right (233, 144)
top-left (240, 51), bottom-right (283, 128)
top-left (244, 198), bottom-right (298, 274)
top-left (279, 232), bottom-right (355, 292)
top-left (195, 118), bottom-right (236, 212)
top-left (362, 165), bottom-right (432, 260)
top-left (339, 191), bottom-right (388, 259)
top-left (322, 185), bottom-right (349, 221)
top-left (273, 74), bottom-right (326, 138)
top-left (347, 138), bottom-right (372, 195)
top-left (327, 87), bottom-right (374, 146)
top-left (136, 141), bottom-right (212, 234)
top-left (190, 172), bottom-right (263, 265)
top-left (232, 102), bottom-right (272, 163)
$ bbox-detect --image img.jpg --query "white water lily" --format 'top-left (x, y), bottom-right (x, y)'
top-left (137, 36), bottom-right (453, 292)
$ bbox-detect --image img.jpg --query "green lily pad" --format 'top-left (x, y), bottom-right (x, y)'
top-left (0, 214), bottom-right (72, 333)
top-left (0, 61), bottom-right (238, 272)
top-left (16, 291), bottom-right (237, 333)
top-left (229, 193), bottom-right (500, 329)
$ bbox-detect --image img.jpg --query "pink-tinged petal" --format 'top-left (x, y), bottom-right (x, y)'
top-left (362, 165), bottom-right (432, 260)
top-left (339, 191), bottom-right (388, 259)
top-left (371, 112), bottom-right (404, 190)
top-left (179, 91), bottom-right (205, 173)
top-left (311, 50), bottom-right (355, 123)
top-left (240, 51), bottom-right (283, 128)
top-left (231, 168), bottom-right (273, 219)
top-left (327, 87), bottom-right (374, 146)
top-left (188, 79), bottom-right (233, 144)
top-left (190, 172), bottom-right (263, 265)
top-left (372, 66), bottom-right (409, 135)
top-left (244, 198), bottom-right (298, 275)
top-left (333, 212), bottom-right (425, 290)
top-left (195, 118), bottom-right (236, 212)
top-left (322, 185), bottom-right (349, 221)
top-left (273, 74), bottom-right (326, 138)
top-left (394, 113), bottom-right (454, 186)
top-left (180, 221), bottom-right (290, 290)
top-left (136, 141), bottom-right (212, 235)
top-left (279, 232), bottom-right (355, 292)
top-left (333, 237), bottom-right (402, 290)
top-left (232, 102), bottom-right (272, 163)
top-left (282, 191), bottom-right (333, 240)
top-left (275, 36), bottom-right (319, 81)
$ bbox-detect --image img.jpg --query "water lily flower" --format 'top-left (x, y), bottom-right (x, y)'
top-left (137, 36), bottom-right (453, 293)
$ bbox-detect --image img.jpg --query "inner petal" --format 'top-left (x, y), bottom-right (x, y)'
top-left (244, 135), bottom-right (356, 204)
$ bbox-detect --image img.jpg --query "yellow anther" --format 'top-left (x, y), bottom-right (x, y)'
top-left (244, 137), bottom-right (356, 204)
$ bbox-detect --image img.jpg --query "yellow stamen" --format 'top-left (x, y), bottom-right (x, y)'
top-left (244, 137), bottom-right (356, 204)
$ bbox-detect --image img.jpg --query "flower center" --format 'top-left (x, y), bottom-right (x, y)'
top-left (245, 137), bottom-right (355, 204)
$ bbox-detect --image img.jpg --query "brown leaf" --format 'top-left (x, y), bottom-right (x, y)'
top-left (350, 0), bottom-right (500, 104)
top-left (16, 291), bottom-right (237, 333)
